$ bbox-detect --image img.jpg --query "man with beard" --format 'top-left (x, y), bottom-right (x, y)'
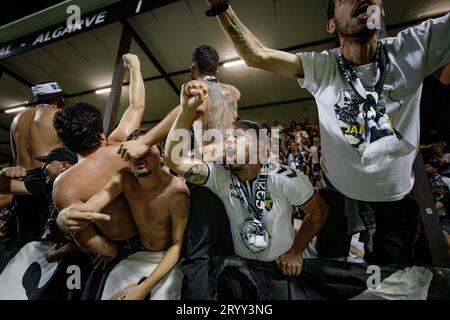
top-left (203, 0), bottom-right (450, 264)
top-left (164, 82), bottom-right (328, 286)
top-left (75, 128), bottom-right (189, 300)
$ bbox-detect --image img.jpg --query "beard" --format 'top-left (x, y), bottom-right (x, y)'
top-left (335, 18), bottom-right (377, 41)
top-left (134, 168), bottom-right (151, 178)
top-left (227, 163), bottom-right (247, 172)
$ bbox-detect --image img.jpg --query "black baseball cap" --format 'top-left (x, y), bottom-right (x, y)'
top-left (34, 147), bottom-right (78, 165)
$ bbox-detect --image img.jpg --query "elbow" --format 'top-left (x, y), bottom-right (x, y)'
top-left (243, 55), bottom-right (264, 69)
top-left (243, 47), bottom-right (270, 68)
top-left (130, 102), bottom-right (145, 111)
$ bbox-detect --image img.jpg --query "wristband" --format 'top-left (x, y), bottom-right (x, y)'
top-left (205, 0), bottom-right (230, 17)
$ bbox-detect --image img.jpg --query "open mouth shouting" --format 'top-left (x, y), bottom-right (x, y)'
top-left (353, 1), bottom-right (373, 19)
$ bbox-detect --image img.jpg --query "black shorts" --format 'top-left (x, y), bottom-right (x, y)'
top-left (316, 189), bottom-right (420, 265)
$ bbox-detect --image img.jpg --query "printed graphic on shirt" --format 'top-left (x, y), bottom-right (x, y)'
top-left (334, 89), bottom-right (399, 155)
top-left (239, 218), bottom-right (271, 253)
top-left (276, 166), bottom-right (298, 178)
top-left (334, 90), bottom-right (367, 154)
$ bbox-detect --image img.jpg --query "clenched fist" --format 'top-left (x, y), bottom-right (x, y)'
top-left (123, 53), bottom-right (140, 69)
top-left (0, 166), bottom-right (27, 180)
top-left (275, 249), bottom-right (303, 276)
top-left (180, 81), bottom-right (208, 114)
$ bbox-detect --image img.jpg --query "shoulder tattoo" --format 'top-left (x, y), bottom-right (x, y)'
top-left (184, 164), bottom-right (209, 185)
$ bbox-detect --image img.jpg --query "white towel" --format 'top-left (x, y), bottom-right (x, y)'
top-left (101, 251), bottom-right (183, 300)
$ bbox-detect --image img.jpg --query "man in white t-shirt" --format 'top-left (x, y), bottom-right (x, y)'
top-left (164, 81), bottom-right (328, 278)
top-left (203, 0), bottom-right (450, 264)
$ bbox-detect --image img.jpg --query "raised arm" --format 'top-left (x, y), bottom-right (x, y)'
top-left (108, 53), bottom-right (146, 143)
top-left (163, 81), bottom-right (210, 185)
top-left (113, 190), bottom-right (190, 300)
top-left (205, 0), bottom-right (303, 78)
top-left (118, 105), bottom-right (180, 161)
top-left (10, 115), bottom-right (19, 164)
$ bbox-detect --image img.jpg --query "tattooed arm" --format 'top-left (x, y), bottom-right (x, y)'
top-left (163, 81), bottom-right (210, 185)
top-left (205, 0), bottom-right (303, 78)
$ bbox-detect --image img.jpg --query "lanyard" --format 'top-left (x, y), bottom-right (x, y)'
top-left (201, 75), bottom-right (218, 83)
top-left (337, 42), bottom-right (399, 144)
top-left (337, 41), bottom-right (388, 102)
top-left (232, 164), bottom-right (269, 221)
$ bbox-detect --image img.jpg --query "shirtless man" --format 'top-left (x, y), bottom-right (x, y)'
top-left (52, 54), bottom-right (145, 269)
top-left (10, 81), bottom-right (65, 170)
top-left (118, 45), bottom-right (240, 161)
top-left (117, 45), bottom-right (242, 299)
top-left (9, 81), bottom-right (65, 242)
top-left (77, 128), bottom-right (189, 300)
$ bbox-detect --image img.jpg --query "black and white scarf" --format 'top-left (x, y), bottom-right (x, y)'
top-left (337, 42), bottom-right (414, 169)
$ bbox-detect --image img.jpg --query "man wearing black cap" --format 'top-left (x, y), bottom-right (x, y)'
top-left (0, 147), bottom-right (86, 300)
top-left (0, 147), bottom-right (78, 245)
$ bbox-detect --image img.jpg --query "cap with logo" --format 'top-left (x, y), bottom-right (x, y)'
top-left (31, 81), bottom-right (65, 104)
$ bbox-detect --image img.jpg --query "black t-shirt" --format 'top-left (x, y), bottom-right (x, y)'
top-left (25, 171), bottom-right (66, 242)
top-left (24, 172), bottom-right (53, 210)
top-left (13, 168), bottom-right (48, 242)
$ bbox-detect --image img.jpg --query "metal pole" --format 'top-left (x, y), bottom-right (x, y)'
top-left (412, 154), bottom-right (450, 267)
top-left (103, 23), bottom-right (132, 136)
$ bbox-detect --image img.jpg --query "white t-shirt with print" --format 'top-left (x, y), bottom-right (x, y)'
top-left (297, 14), bottom-right (450, 201)
top-left (203, 164), bottom-right (315, 262)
